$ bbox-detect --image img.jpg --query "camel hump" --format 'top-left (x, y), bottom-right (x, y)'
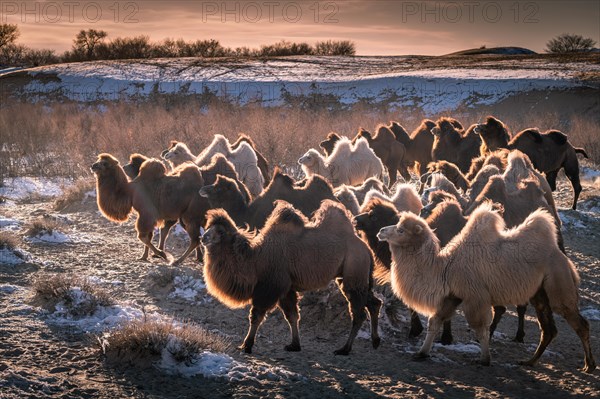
top-left (522, 128), bottom-right (543, 143)
top-left (265, 201), bottom-right (307, 230)
top-left (546, 130), bottom-right (568, 146)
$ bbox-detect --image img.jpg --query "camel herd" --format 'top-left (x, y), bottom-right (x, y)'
top-left (91, 115), bottom-right (595, 373)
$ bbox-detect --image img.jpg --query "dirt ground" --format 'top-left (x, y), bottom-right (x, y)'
top-left (1, 171), bottom-right (599, 399)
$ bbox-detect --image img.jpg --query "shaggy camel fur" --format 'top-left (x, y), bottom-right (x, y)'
top-left (163, 136), bottom-right (265, 198)
top-left (378, 204), bottom-right (595, 371)
top-left (231, 133), bottom-right (270, 186)
top-left (426, 161), bottom-right (470, 192)
top-left (353, 198), bottom-right (452, 344)
top-left (202, 200), bottom-right (382, 355)
top-left (199, 169), bottom-right (337, 230)
top-left (353, 126), bottom-right (408, 186)
top-left (299, 137), bottom-right (384, 187)
top-left (431, 118), bottom-right (481, 173)
top-left (474, 116), bottom-right (511, 154)
top-left (320, 132), bottom-right (342, 156)
top-left (465, 165), bottom-right (502, 205)
top-left (465, 149), bottom-right (508, 182)
top-left (335, 186), bottom-right (360, 215)
top-left (476, 121), bottom-right (588, 209)
top-left (336, 177), bottom-right (390, 205)
top-left (421, 173), bottom-right (469, 210)
top-left (362, 184), bottom-right (423, 215)
top-left (92, 154), bottom-right (207, 265)
top-left (388, 120), bottom-right (435, 176)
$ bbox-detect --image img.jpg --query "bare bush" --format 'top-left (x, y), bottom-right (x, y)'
top-left (546, 34), bottom-right (597, 53)
top-left (101, 319), bottom-right (230, 367)
top-left (0, 231), bottom-right (19, 250)
top-left (54, 178), bottom-right (95, 211)
top-left (32, 273), bottom-right (114, 316)
top-left (25, 218), bottom-right (64, 238)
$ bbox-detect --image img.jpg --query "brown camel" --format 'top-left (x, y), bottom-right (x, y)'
top-left (202, 200), bottom-right (382, 355)
top-left (431, 117), bottom-right (481, 173)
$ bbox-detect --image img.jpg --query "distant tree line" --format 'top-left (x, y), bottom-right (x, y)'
top-left (0, 25), bottom-right (356, 68)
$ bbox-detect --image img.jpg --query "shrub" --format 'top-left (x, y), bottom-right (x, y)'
top-left (546, 33), bottom-right (597, 53)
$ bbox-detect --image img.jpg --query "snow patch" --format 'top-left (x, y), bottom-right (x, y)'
top-left (433, 342), bottom-right (481, 354)
top-left (168, 275), bottom-right (206, 302)
top-left (0, 247), bottom-right (32, 265)
top-left (27, 230), bottom-right (72, 244)
top-left (0, 217), bottom-right (21, 230)
top-left (0, 177), bottom-right (68, 200)
top-left (0, 284), bottom-right (21, 293)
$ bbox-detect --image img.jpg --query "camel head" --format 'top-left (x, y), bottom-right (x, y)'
top-left (202, 209), bottom-right (238, 250)
top-left (91, 154), bottom-right (121, 177)
top-left (357, 128), bottom-right (372, 141)
top-left (474, 116), bottom-right (510, 150)
top-left (377, 212), bottom-right (427, 247)
top-left (298, 149), bottom-right (321, 168)
top-left (123, 153), bottom-right (148, 180)
top-left (162, 142), bottom-right (191, 162)
top-left (320, 132), bottom-right (341, 155)
top-left (354, 198), bottom-right (398, 235)
top-left (161, 140), bottom-right (179, 158)
top-left (420, 190), bottom-right (459, 219)
top-left (200, 174), bottom-right (237, 197)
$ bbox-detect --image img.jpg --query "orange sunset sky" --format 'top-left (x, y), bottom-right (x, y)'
top-left (2, 0), bottom-right (599, 55)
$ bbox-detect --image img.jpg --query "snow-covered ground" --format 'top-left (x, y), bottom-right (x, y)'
top-left (3, 56), bottom-right (597, 113)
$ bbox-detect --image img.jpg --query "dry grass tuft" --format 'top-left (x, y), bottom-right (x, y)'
top-left (54, 178), bottom-right (95, 211)
top-left (32, 273), bottom-right (114, 316)
top-left (25, 217), bottom-right (65, 238)
top-left (101, 319), bottom-right (230, 367)
top-left (0, 231), bottom-right (19, 250)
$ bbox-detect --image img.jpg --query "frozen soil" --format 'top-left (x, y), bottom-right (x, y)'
top-left (1, 173), bottom-right (599, 398)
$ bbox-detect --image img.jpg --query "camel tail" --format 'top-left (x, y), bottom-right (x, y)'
top-left (575, 147), bottom-right (589, 158)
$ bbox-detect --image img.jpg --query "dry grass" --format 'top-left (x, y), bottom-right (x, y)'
top-left (54, 178), bottom-right (95, 211)
top-left (1, 95), bottom-right (598, 181)
top-left (101, 319), bottom-right (230, 367)
top-left (0, 231), bottom-right (19, 250)
top-left (25, 217), bottom-right (64, 238)
top-left (32, 273), bottom-right (114, 316)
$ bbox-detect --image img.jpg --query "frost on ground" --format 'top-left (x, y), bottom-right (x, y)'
top-left (27, 230), bottom-right (72, 244)
top-left (8, 56), bottom-right (598, 113)
top-left (168, 275), bottom-right (207, 302)
top-left (0, 247), bottom-right (32, 265)
top-left (0, 217), bottom-right (21, 231)
top-left (0, 177), bottom-right (68, 201)
top-left (157, 336), bottom-right (303, 382)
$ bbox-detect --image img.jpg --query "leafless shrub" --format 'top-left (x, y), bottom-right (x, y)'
top-left (0, 231), bottom-right (19, 250)
top-left (32, 273), bottom-right (114, 316)
top-left (54, 178), bottom-right (95, 211)
top-left (101, 319), bottom-right (230, 367)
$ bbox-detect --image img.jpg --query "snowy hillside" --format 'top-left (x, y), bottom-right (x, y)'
top-left (1, 56), bottom-right (598, 113)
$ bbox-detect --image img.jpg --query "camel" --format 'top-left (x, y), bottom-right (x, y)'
top-left (201, 200), bottom-right (382, 355)
top-left (431, 118), bottom-right (481, 173)
top-left (199, 168), bottom-right (337, 230)
top-left (353, 126), bottom-right (408, 186)
top-left (378, 204), bottom-right (595, 372)
top-left (299, 137), bottom-right (383, 187)
top-left (475, 118), bottom-right (588, 209)
top-left (91, 154), bottom-right (207, 265)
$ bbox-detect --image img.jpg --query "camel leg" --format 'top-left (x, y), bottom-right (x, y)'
top-left (138, 229), bottom-right (168, 261)
top-left (171, 222), bottom-right (200, 266)
top-left (520, 287), bottom-right (557, 367)
top-left (335, 282), bottom-right (368, 355)
top-left (408, 308), bottom-right (424, 338)
top-left (440, 320), bottom-right (453, 345)
top-left (415, 295), bottom-right (461, 360)
top-left (156, 220), bottom-right (176, 254)
top-left (278, 290), bottom-right (301, 352)
top-left (398, 164), bottom-right (411, 183)
top-left (489, 306), bottom-right (506, 339)
top-left (564, 161), bottom-right (582, 210)
top-left (514, 304), bottom-right (527, 343)
top-left (562, 311), bottom-right (596, 373)
top-left (464, 304), bottom-right (493, 366)
top-left (240, 305), bottom-right (268, 354)
top-left (387, 164), bottom-right (397, 188)
top-left (366, 292), bottom-right (382, 349)
top-left (545, 170), bottom-right (558, 191)
top-left (139, 232), bottom-right (151, 261)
